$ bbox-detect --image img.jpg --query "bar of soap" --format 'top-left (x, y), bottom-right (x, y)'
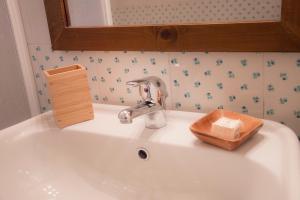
top-left (211, 117), bottom-right (243, 140)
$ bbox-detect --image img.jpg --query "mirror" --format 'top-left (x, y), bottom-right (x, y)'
top-left (44, 0), bottom-right (300, 51)
top-left (66, 0), bottom-right (282, 27)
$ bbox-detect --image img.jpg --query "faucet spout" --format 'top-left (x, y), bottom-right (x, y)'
top-left (118, 101), bottom-right (162, 124)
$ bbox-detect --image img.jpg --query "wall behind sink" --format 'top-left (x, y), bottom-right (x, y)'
top-left (18, 0), bottom-right (300, 136)
top-left (0, 0), bottom-right (31, 129)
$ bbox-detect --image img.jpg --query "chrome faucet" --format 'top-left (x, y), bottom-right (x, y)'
top-left (118, 76), bottom-right (168, 129)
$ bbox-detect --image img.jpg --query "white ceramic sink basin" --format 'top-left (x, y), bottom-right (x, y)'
top-left (0, 104), bottom-right (299, 200)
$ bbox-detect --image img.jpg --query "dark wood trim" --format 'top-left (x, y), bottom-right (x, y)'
top-left (281, 0), bottom-right (300, 46)
top-left (44, 0), bottom-right (300, 52)
top-left (43, 0), bottom-right (67, 46)
top-left (62, 0), bottom-right (71, 26)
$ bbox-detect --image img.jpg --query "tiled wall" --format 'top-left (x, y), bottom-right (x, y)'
top-left (111, 0), bottom-right (281, 25)
top-left (29, 44), bottom-right (300, 136)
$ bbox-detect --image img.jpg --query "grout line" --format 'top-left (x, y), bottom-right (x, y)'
top-left (166, 52), bottom-right (175, 111)
top-left (262, 53), bottom-right (266, 120)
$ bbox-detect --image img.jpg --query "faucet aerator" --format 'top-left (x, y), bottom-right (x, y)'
top-left (118, 110), bottom-right (132, 124)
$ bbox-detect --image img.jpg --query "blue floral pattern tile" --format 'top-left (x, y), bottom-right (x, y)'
top-left (29, 45), bottom-right (300, 136)
top-left (264, 53), bottom-right (300, 136)
top-left (169, 52), bottom-right (264, 118)
top-left (29, 46), bottom-right (172, 109)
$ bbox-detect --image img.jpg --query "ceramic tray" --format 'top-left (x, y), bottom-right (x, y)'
top-left (190, 109), bottom-right (264, 150)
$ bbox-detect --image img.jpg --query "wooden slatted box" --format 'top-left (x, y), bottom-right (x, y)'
top-left (44, 64), bottom-right (94, 128)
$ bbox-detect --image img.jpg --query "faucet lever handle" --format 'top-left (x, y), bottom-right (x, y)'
top-left (126, 79), bottom-right (150, 87)
top-left (126, 76), bottom-right (168, 105)
top-left (127, 80), bottom-right (152, 102)
top-left (126, 76), bottom-right (168, 96)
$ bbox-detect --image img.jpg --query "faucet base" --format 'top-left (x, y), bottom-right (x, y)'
top-left (145, 111), bottom-right (166, 129)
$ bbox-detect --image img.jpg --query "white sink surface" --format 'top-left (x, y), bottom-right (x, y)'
top-left (0, 104), bottom-right (299, 200)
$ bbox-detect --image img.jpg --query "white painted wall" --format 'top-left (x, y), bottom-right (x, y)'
top-left (0, 0), bottom-right (31, 129)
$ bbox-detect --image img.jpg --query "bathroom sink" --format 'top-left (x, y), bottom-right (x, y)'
top-left (0, 104), bottom-right (299, 200)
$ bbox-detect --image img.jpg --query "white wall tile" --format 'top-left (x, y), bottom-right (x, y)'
top-left (169, 52), bottom-right (264, 118)
top-left (28, 45), bottom-right (300, 137)
top-left (19, 1), bottom-right (300, 137)
top-left (264, 53), bottom-right (300, 135)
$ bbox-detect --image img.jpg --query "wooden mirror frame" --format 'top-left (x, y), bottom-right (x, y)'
top-left (44, 0), bottom-right (300, 51)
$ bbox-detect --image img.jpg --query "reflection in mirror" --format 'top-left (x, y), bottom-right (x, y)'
top-left (66, 0), bottom-right (113, 26)
top-left (66, 0), bottom-right (282, 27)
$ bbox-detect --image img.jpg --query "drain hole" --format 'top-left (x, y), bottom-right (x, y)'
top-left (137, 148), bottom-right (149, 160)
